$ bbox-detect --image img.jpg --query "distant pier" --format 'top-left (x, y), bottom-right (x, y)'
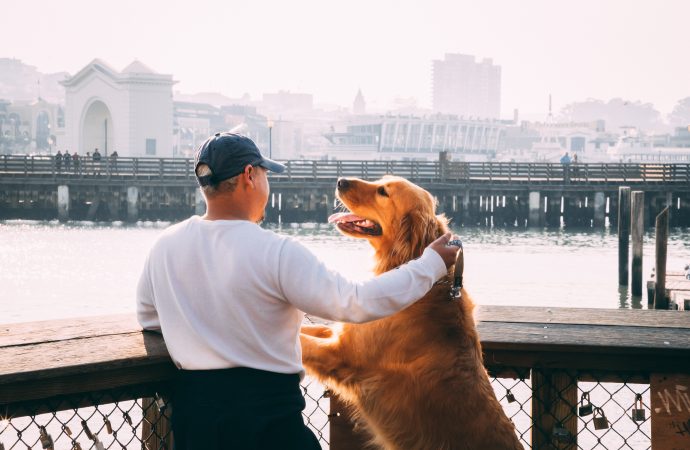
top-left (1, 155), bottom-right (689, 227)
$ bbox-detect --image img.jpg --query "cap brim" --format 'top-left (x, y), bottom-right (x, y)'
top-left (259, 158), bottom-right (286, 174)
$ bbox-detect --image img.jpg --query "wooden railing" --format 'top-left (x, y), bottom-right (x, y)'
top-left (2, 307), bottom-right (689, 449)
top-left (1, 155), bottom-right (690, 185)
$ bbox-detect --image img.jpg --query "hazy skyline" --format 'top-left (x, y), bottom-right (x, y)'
top-left (4, 0), bottom-right (689, 117)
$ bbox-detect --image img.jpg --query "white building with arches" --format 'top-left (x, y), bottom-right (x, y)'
top-left (61, 59), bottom-right (175, 157)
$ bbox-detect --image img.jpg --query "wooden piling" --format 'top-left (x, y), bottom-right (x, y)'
top-left (654, 207), bottom-right (670, 309)
top-left (631, 191), bottom-right (645, 297)
top-left (618, 187), bottom-right (631, 286)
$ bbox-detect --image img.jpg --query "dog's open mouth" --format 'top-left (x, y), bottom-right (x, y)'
top-left (328, 212), bottom-right (382, 236)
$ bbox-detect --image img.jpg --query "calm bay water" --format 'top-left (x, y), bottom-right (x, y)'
top-left (1, 219), bottom-right (689, 324)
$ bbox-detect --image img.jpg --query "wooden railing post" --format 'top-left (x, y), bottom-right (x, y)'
top-left (531, 370), bottom-right (578, 450)
top-left (142, 395), bottom-right (174, 450)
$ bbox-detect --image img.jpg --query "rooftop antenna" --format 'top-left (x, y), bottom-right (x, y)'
top-left (548, 94), bottom-right (552, 118)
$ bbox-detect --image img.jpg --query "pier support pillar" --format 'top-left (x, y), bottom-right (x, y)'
top-left (127, 186), bottom-right (139, 222)
top-left (593, 192), bottom-right (606, 228)
top-left (461, 191), bottom-right (470, 226)
top-left (195, 189), bottom-right (206, 216)
top-left (631, 191), bottom-right (645, 297)
top-left (57, 185), bottom-right (69, 222)
top-left (528, 191), bottom-right (542, 227)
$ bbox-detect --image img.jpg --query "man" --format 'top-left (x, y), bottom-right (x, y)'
top-left (137, 132), bottom-right (461, 450)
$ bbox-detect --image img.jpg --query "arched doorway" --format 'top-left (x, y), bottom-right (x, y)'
top-left (81, 100), bottom-right (113, 156)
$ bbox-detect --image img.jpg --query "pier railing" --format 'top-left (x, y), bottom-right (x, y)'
top-left (1, 307), bottom-right (689, 449)
top-left (2, 155), bottom-right (690, 185)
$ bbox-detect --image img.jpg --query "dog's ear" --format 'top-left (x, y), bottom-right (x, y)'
top-left (391, 211), bottom-right (443, 266)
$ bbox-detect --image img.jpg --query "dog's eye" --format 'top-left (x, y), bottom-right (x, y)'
top-left (377, 186), bottom-right (388, 197)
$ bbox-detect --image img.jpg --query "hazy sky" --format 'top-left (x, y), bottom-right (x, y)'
top-left (4, 0), bottom-right (689, 117)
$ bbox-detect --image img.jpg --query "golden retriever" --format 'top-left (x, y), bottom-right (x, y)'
top-left (300, 176), bottom-right (522, 450)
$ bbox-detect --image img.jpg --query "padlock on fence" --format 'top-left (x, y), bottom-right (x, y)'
top-left (80, 420), bottom-right (94, 440)
top-left (93, 436), bottom-right (105, 450)
top-left (154, 392), bottom-right (167, 413)
top-left (632, 393), bottom-right (646, 422)
top-left (506, 389), bottom-right (516, 403)
top-left (39, 425), bottom-right (54, 450)
top-left (62, 424), bottom-right (72, 436)
top-left (552, 423), bottom-right (572, 444)
top-left (593, 407), bottom-right (609, 430)
top-left (578, 392), bottom-right (593, 416)
top-left (104, 417), bottom-right (113, 434)
top-left (71, 441), bottom-right (82, 450)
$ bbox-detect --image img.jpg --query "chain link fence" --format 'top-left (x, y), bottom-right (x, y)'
top-left (0, 370), bottom-right (654, 449)
top-left (489, 369), bottom-right (651, 449)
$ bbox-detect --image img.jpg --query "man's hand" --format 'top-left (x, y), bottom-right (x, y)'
top-left (428, 232), bottom-right (463, 269)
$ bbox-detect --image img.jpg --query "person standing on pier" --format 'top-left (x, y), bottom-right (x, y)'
top-left (92, 148), bottom-right (102, 175)
top-left (560, 151), bottom-right (572, 183)
top-left (72, 151), bottom-right (80, 173)
top-left (136, 132), bottom-right (461, 450)
top-left (63, 150), bottom-right (72, 171)
top-left (54, 150), bottom-right (62, 172)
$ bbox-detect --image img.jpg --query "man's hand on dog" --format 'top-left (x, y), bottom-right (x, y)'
top-left (429, 232), bottom-right (462, 269)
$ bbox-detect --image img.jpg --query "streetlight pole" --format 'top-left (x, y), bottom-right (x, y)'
top-left (268, 119), bottom-right (274, 158)
top-left (104, 118), bottom-right (108, 158)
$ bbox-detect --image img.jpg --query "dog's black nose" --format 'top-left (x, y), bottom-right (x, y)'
top-left (337, 178), bottom-right (350, 191)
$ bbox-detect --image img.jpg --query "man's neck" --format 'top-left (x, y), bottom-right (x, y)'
top-left (202, 196), bottom-right (256, 222)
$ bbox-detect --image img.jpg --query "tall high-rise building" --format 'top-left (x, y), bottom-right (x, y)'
top-left (353, 89), bottom-right (366, 115)
top-left (432, 53), bottom-right (501, 119)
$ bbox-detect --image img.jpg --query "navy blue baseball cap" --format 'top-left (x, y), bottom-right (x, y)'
top-left (194, 132), bottom-right (285, 186)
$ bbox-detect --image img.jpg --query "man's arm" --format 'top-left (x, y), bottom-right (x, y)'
top-left (136, 256), bottom-right (161, 331)
top-left (278, 234), bottom-right (456, 323)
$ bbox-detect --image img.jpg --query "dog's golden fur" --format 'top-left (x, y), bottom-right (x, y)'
top-left (300, 176), bottom-right (522, 450)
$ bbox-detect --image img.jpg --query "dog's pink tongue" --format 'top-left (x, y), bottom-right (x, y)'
top-left (328, 212), bottom-right (365, 223)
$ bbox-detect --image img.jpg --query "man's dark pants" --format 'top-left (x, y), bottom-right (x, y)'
top-left (172, 367), bottom-right (322, 450)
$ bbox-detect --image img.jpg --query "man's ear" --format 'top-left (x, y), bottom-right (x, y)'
top-left (244, 164), bottom-right (254, 181)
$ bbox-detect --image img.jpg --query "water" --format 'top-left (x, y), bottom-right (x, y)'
top-left (2, 219), bottom-right (689, 324)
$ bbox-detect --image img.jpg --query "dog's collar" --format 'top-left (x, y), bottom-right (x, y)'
top-left (450, 240), bottom-right (464, 301)
top-left (435, 240), bottom-right (464, 301)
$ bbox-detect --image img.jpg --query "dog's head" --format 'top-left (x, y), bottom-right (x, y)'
top-left (329, 176), bottom-right (449, 273)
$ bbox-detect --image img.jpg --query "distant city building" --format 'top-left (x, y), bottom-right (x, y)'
top-left (501, 120), bottom-right (612, 162)
top-left (61, 59), bottom-right (175, 157)
top-left (0, 58), bottom-right (68, 104)
top-left (321, 115), bottom-right (504, 161)
top-left (670, 126), bottom-right (690, 148)
top-left (0, 98), bottom-right (64, 154)
top-left (353, 89), bottom-right (366, 115)
top-left (432, 53), bottom-right (501, 120)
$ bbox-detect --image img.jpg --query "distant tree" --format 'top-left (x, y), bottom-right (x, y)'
top-left (668, 97), bottom-right (690, 128)
top-left (559, 98), bottom-right (664, 133)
